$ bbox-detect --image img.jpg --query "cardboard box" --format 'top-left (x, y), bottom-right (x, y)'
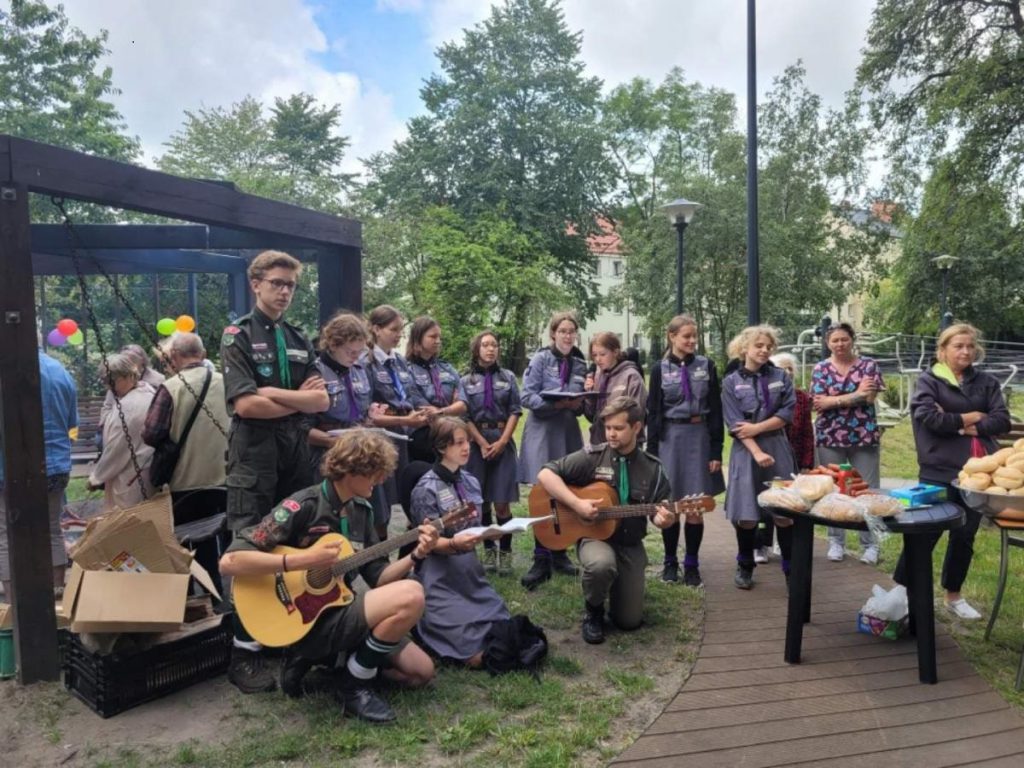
top-left (0, 601), bottom-right (70, 630)
top-left (62, 494), bottom-right (220, 634)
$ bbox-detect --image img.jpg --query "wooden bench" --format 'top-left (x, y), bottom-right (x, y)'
top-left (71, 395), bottom-right (105, 467)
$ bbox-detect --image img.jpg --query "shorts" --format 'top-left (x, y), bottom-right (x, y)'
top-left (291, 590), bottom-right (408, 663)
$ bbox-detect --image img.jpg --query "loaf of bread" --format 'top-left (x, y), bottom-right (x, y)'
top-left (992, 447), bottom-right (1017, 465)
top-left (792, 474), bottom-right (836, 502)
top-left (1007, 453), bottom-right (1024, 468)
top-left (964, 456), bottom-right (1001, 475)
top-left (961, 474), bottom-right (992, 491)
top-left (995, 465), bottom-right (1024, 482)
top-left (992, 475), bottom-right (1023, 490)
top-left (757, 488), bottom-right (810, 513)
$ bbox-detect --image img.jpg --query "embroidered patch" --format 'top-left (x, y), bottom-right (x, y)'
top-left (273, 507), bottom-right (290, 523)
top-left (282, 499), bottom-right (301, 512)
top-left (437, 488), bottom-right (457, 508)
top-left (257, 364), bottom-right (273, 377)
top-left (594, 466), bottom-right (614, 479)
top-left (224, 325), bottom-right (241, 335)
top-left (692, 369), bottom-right (709, 380)
top-left (251, 342), bottom-right (268, 351)
top-left (286, 349), bottom-right (309, 361)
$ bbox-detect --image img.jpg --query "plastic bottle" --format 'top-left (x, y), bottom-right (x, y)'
top-left (837, 462), bottom-right (855, 495)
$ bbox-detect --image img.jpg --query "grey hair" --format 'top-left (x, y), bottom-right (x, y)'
top-left (98, 352), bottom-right (140, 384)
top-left (167, 332), bottom-right (205, 359)
top-left (770, 352), bottom-right (799, 375)
top-left (120, 344), bottom-right (150, 373)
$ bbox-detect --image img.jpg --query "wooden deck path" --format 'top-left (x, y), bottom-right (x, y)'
top-left (613, 513), bottom-right (1024, 767)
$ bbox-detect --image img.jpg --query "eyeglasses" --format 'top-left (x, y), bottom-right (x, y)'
top-left (554, 328), bottom-right (577, 336)
top-left (262, 278), bottom-right (298, 293)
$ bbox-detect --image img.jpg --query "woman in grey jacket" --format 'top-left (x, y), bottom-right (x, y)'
top-left (895, 323), bottom-right (1011, 620)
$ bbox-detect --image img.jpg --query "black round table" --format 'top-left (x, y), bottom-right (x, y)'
top-left (765, 502), bottom-right (964, 684)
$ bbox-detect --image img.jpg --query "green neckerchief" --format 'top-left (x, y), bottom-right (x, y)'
top-left (321, 480), bottom-right (349, 537)
top-left (275, 325), bottom-right (292, 389)
top-left (617, 455), bottom-right (630, 505)
top-left (931, 362), bottom-right (960, 389)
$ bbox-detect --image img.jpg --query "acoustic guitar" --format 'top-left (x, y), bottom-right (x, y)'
top-left (233, 505), bottom-right (472, 647)
top-left (528, 482), bottom-right (714, 551)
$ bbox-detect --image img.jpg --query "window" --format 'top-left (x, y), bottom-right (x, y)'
top-left (594, 259), bottom-right (602, 277)
top-left (612, 260), bottom-right (623, 277)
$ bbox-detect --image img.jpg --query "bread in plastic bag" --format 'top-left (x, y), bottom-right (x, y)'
top-left (855, 494), bottom-right (902, 518)
top-left (811, 492), bottom-right (867, 522)
top-left (757, 487), bottom-right (810, 513)
top-left (791, 474), bottom-right (836, 502)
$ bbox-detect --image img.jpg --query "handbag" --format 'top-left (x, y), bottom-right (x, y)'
top-left (149, 369), bottom-right (213, 488)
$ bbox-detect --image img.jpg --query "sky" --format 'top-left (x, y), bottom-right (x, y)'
top-left (32, 0), bottom-right (878, 178)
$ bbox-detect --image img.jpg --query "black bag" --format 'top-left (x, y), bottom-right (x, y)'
top-left (481, 614), bottom-right (548, 678)
top-left (149, 369), bottom-right (212, 488)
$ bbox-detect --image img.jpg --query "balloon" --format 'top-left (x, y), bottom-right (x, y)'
top-left (175, 314), bottom-right (196, 333)
top-left (67, 329), bottom-right (84, 346)
top-left (156, 317), bottom-right (176, 336)
top-left (56, 318), bottom-right (78, 337)
top-left (47, 329), bottom-right (67, 347)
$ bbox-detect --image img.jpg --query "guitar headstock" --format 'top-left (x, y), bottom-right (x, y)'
top-left (436, 502), bottom-right (476, 530)
top-left (672, 495), bottom-right (715, 516)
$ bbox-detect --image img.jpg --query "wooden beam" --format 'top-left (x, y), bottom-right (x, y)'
top-left (30, 224), bottom-right (209, 251)
top-left (316, 245), bottom-right (363, 327)
top-left (31, 249), bottom-right (249, 275)
top-left (0, 181), bottom-right (60, 683)
top-left (6, 136), bottom-right (361, 248)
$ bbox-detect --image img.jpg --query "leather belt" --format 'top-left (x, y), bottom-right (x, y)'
top-left (474, 420), bottom-right (507, 430)
top-left (666, 416), bottom-right (703, 424)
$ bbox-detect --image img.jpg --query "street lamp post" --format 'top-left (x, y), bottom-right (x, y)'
top-left (932, 254), bottom-right (958, 332)
top-left (661, 198), bottom-right (702, 314)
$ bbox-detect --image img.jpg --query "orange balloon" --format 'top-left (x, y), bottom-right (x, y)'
top-left (175, 315), bottom-right (196, 333)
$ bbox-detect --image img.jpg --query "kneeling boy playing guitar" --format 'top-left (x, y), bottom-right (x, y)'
top-left (537, 396), bottom-right (678, 645)
top-left (219, 430), bottom-right (439, 724)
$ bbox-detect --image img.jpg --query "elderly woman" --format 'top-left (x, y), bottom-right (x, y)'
top-left (894, 323), bottom-right (1010, 620)
top-left (88, 352), bottom-right (156, 509)
top-left (810, 323), bottom-right (885, 564)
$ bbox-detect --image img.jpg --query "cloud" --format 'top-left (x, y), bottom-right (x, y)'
top-left (54, 0), bottom-right (406, 174)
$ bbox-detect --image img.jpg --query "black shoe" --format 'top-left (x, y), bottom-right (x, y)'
top-left (520, 557), bottom-right (552, 590)
top-left (734, 566), bottom-right (754, 590)
top-left (335, 671), bottom-right (396, 724)
top-left (683, 567), bottom-right (703, 588)
top-left (228, 647), bottom-right (278, 694)
top-left (581, 611), bottom-right (605, 645)
top-left (280, 653), bottom-right (313, 699)
top-left (551, 551), bottom-right (579, 577)
top-left (661, 562), bottom-right (680, 582)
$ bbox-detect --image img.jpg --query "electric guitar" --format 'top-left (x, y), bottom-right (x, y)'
top-left (528, 482), bottom-right (714, 550)
top-left (233, 505), bottom-right (472, 647)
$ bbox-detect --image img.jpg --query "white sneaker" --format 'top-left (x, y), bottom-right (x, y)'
top-left (945, 598), bottom-right (982, 620)
top-left (827, 542), bottom-right (845, 562)
top-left (754, 547), bottom-right (769, 564)
top-left (860, 546), bottom-right (879, 565)
top-left (771, 543), bottom-right (781, 557)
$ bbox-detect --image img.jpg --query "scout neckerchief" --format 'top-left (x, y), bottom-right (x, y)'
top-left (321, 480), bottom-right (349, 537)
top-left (670, 353), bottom-right (694, 402)
top-left (473, 362), bottom-right (498, 415)
top-left (428, 361), bottom-right (446, 404)
top-left (741, 363), bottom-right (776, 417)
top-left (320, 351), bottom-right (362, 422)
top-left (616, 454), bottom-right (630, 504)
top-left (552, 346), bottom-right (571, 389)
top-left (384, 355), bottom-right (407, 401)
top-left (274, 324), bottom-right (292, 389)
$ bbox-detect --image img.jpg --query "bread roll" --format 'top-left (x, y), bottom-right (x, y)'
top-left (992, 447), bottom-right (1016, 465)
top-left (964, 456), bottom-right (1000, 475)
top-left (757, 488), bottom-right (810, 513)
top-left (1009, 486), bottom-right (1024, 497)
top-left (811, 493), bottom-right (866, 522)
top-left (987, 486), bottom-right (1009, 495)
top-left (1006, 453), bottom-right (1024, 468)
top-left (1014, 437), bottom-right (1024, 452)
top-left (992, 475), bottom-right (1023, 490)
top-left (857, 494), bottom-right (903, 517)
top-left (961, 474), bottom-right (991, 491)
top-left (792, 474), bottom-right (835, 502)
top-left (958, 470), bottom-right (971, 485)
top-left (994, 465), bottom-right (1024, 482)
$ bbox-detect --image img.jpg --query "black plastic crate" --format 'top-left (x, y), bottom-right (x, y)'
top-left (60, 615), bottom-right (232, 718)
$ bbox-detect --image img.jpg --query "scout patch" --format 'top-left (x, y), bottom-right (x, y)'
top-left (437, 487), bottom-right (458, 509)
top-left (224, 325), bottom-right (241, 335)
top-left (594, 466), bottom-right (614, 480)
top-left (257, 364), bottom-right (274, 378)
top-left (252, 342), bottom-right (268, 351)
top-left (273, 507), bottom-right (291, 523)
top-left (283, 499), bottom-right (301, 512)
top-left (222, 332), bottom-right (236, 346)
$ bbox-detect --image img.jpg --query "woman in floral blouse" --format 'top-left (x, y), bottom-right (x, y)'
top-left (810, 323), bottom-right (885, 564)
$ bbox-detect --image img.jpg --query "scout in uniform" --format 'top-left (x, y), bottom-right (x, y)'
top-left (219, 430), bottom-right (439, 724)
top-left (457, 330), bottom-right (522, 573)
top-left (536, 396), bottom-right (676, 644)
top-left (404, 316), bottom-right (467, 462)
top-left (518, 311), bottom-right (587, 589)
top-left (721, 325), bottom-right (797, 590)
top-left (646, 314), bottom-right (724, 587)
top-left (221, 249), bottom-right (329, 694)
top-left (583, 331), bottom-right (647, 445)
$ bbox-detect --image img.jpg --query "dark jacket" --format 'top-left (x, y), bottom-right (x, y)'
top-left (910, 364), bottom-right (1011, 484)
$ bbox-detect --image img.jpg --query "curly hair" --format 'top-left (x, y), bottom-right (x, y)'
top-left (727, 324), bottom-right (780, 361)
top-left (247, 250), bottom-right (301, 282)
top-left (320, 429), bottom-right (398, 483)
top-left (319, 311), bottom-right (369, 352)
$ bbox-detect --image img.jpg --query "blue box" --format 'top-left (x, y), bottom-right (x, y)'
top-left (888, 484), bottom-right (946, 507)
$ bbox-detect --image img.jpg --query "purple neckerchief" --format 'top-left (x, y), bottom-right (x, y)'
top-left (680, 362), bottom-right (694, 402)
top-left (758, 373), bottom-right (774, 415)
top-left (428, 362), bottom-right (445, 404)
top-left (454, 480), bottom-right (467, 503)
top-left (558, 356), bottom-right (570, 388)
top-left (483, 370), bottom-right (495, 411)
top-left (342, 370), bottom-right (361, 421)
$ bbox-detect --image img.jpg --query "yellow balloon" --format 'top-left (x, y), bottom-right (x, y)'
top-left (176, 315), bottom-right (196, 333)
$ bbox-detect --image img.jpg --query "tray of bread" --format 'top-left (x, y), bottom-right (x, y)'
top-left (952, 438), bottom-right (1024, 520)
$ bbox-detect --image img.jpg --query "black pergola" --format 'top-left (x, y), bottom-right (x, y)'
top-left (0, 135), bottom-right (362, 683)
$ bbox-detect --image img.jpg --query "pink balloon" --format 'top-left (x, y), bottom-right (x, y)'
top-left (47, 329), bottom-right (67, 347)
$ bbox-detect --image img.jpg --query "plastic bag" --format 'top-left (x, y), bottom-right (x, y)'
top-left (811, 492), bottom-right (866, 522)
top-left (757, 487), bottom-right (810, 513)
top-left (860, 584), bottom-right (908, 622)
top-left (791, 474), bottom-right (836, 503)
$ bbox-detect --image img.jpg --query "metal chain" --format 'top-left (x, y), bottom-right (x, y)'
top-left (50, 198), bottom-right (230, 449)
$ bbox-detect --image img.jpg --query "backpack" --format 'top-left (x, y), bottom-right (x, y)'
top-left (481, 614), bottom-right (548, 679)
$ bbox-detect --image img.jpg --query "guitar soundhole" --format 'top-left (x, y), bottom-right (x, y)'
top-left (306, 567), bottom-right (332, 590)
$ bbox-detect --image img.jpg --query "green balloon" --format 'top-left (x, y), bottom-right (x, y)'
top-left (67, 329), bottom-right (84, 346)
top-left (156, 318), bottom-right (176, 336)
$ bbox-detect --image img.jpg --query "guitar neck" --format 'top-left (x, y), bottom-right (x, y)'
top-left (595, 505), bottom-right (661, 521)
top-left (331, 528), bottom-right (421, 576)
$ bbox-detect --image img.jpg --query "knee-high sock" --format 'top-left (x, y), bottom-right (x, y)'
top-left (735, 525), bottom-right (757, 568)
top-left (683, 522), bottom-right (704, 568)
top-left (661, 521), bottom-right (680, 564)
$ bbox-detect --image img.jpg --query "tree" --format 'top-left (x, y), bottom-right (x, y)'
top-left (362, 0), bottom-right (615, 367)
top-left (0, 0), bottom-right (139, 161)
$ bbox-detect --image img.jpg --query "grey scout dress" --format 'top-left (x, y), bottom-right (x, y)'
top-left (647, 354), bottom-right (726, 497)
top-left (458, 364), bottom-right (523, 503)
top-left (722, 363), bottom-right (796, 523)
top-left (409, 465), bottom-right (510, 662)
top-left (517, 346), bottom-right (587, 484)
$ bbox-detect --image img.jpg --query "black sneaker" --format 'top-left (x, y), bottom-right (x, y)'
top-left (551, 551), bottom-right (579, 577)
top-left (228, 647), bottom-right (278, 694)
top-left (682, 567), bottom-right (703, 588)
top-left (581, 612), bottom-right (605, 645)
top-left (520, 557), bottom-right (552, 590)
top-left (280, 653), bottom-right (313, 699)
top-left (335, 670), bottom-right (396, 724)
top-left (733, 566), bottom-right (754, 590)
top-left (661, 562), bottom-right (680, 582)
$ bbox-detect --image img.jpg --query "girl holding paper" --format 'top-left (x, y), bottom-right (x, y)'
top-left (409, 417), bottom-right (510, 666)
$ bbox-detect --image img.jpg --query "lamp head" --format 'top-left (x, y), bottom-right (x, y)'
top-left (661, 198), bottom-right (702, 226)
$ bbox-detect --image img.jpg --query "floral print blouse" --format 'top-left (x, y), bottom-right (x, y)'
top-left (810, 357), bottom-right (885, 448)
